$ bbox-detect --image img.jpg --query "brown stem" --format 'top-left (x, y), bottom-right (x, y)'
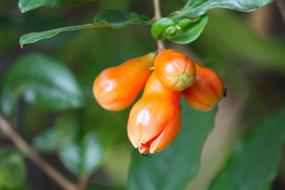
top-left (77, 177), bottom-right (87, 190)
top-left (276, 0), bottom-right (285, 25)
top-left (247, 6), bottom-right (272, 37)
top-left (153, 0), bottom-right (161, 20)
top-left (153, 0), bottom-right (165, 51)
top-left (156, 40), bottom-right (165, 52)
top-left (0, 114), bottom-right (78, 190)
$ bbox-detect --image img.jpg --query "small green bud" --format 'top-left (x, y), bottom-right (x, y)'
top-left (177, 18), bottom-right (193, 29)
top-left (151, 17), bottom-right (176, 39)
top-left (163, 25), bottom-right (181, 38)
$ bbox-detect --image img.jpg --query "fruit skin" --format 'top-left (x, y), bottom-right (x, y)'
top-left (93, 53), bottom-right (155, 111)
top-left (183, 63), bottom-right (224, 111)
top-left (154, 49), bottom-right (196, 91)
top-left (127, 72), bottom-right (181, 154)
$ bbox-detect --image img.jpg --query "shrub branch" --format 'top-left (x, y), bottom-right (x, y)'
top-left (0, 114), bottom-right (78, 190)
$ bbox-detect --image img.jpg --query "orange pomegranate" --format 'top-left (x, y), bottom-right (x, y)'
top-left (127, 72), bottom-right (181, 154)
top-left (183, 63), bottom-right (224, 111)
top-left (154, 49), bottom-right (196, 91)
top-left (93, 53), bottom-right (155, 111)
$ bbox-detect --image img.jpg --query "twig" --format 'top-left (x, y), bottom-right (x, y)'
top-left (276, 0), bottom-right (285, 25)
top-left (77, 177), bottom-right (87, 190)
top-left (156, 40), bottom-right (165, 52)
top-left (153, 0), bottom-right (165, 51)
top-left (153, 0), bottom-right (161, 19)
top-left (0, 114), bottom-right (78, 190)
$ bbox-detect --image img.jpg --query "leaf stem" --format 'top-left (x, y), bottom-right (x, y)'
top-left (0, 114), bottom-right (78, 190)
top-left (153, 0), bottom-right (165, 51)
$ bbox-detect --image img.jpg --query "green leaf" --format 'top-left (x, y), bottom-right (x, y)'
top-left (93, 9), bottom-right (151, 29)
top-left (209, 109), bottom-right (285, 190)
top-left (0, 53), bottom-right (84, 116)
top-left (35, 116), bottom-right (102, 178)
top-left (185, 0), bottom-right (207, 7)
top-left (169, 15), bottom-right (208, 44)
top-left (0, 149), bottom-right (26, 189)
top-left (127, 101), bottom-right (216, 190)
top-left (59, 132), bottom-right (102, 178)
top-left (19, 10), bottom-right (151, 47)
top-left (19, 24), bottom-right (97, 48)
top-left (174, 0), bottom-right (273, 19)
top-left (196, 12), bottom-right (285, 73)
top-left (0, 88), bottom-right (17, 117)
top-left (18, 0), bottom-right (92, 13)
top-left (34, 116), bottom-right (77, 153)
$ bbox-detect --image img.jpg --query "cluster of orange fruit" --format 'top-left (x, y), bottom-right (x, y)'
top-left (93, 49), bottom-right (224, 155)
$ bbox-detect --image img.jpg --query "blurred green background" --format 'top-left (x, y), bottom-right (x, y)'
top-left (1, 0), bottom-right (285, 190)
